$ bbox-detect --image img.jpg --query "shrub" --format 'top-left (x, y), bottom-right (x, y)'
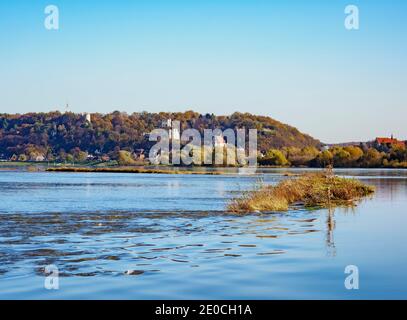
top-left (117, 150), bottom-right (136, 165)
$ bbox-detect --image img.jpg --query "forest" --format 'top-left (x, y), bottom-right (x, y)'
top-left (0, 111), bottom-right (319, 161)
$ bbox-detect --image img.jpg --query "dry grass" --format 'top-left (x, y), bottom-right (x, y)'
top-left (228, 172), bottom-right (375, 213)
top-left (46, 167), bottom-right (222, 175)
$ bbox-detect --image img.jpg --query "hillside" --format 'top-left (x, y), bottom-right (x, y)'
top-left (0, 111), bottom-right (321, 161)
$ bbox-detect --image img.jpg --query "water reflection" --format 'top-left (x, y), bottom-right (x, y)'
top-left (364, 178), bottom-right (407, 201)
top-left (326, 208), bottom-right (336, 257)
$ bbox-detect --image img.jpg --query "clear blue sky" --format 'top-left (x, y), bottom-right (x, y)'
top-left (0, 0), bottom-right (406, 143)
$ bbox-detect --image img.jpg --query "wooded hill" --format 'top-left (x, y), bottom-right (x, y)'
top-left (0, 111), bottom-right (321, 160)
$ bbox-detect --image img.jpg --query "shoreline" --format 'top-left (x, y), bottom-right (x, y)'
top-left (1, 161), bottom-right (407, 171)
top-left (45, 167), bottom-right (223, 175)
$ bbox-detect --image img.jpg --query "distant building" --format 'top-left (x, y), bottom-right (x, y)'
top-left (133, 149), bottom-right (145, 160)
top-left (261, 128), bottom-right (274, 133)
top-left (162, 119), bottom-right (172, 128)
top-left (171, 127), bottom-right (180, 141)
top-left (100, 155), bottom-right (110, 162)
top-left (161, 119), bottom-right (180, 140)
top-left (375, 135), bottom-right (405, 149)
top-left (79, 112), bottom-right (92, 123)
top-left (34, 155), bottom-right (45, 162)
top-left (214, 134), bottom-right (226, 147)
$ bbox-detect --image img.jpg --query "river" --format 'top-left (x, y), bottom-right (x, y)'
top-left (0, 168), bottom-right (406, 299)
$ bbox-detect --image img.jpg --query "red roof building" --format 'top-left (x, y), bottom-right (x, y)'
top-left (375, 136), bottom-right (405, 149)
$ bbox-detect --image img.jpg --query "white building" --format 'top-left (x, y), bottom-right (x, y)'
top-left (171, 127), bottom-right (180, 140)
top-left (162, 119), bottom-right (172, 128)
top-left (162, 119), bottom-right (180, 140)
top-left (34, 155), bottom-right (45, 162)
top-left (214, 134), bottom-right (226, 147)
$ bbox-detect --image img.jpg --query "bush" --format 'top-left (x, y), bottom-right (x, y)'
top-left (259, 149), bottom-right (289, 166)
top-left (117, 150), bottom-right (136, 166)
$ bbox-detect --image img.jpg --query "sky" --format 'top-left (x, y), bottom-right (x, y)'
top-left (0, 0), bottom-right (406, 143)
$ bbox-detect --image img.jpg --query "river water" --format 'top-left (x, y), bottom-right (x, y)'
top-left (0, 168), bottom-right (406, 299)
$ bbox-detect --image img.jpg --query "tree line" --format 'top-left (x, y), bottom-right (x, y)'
top-left (259, 145), bottom-right (407, 168)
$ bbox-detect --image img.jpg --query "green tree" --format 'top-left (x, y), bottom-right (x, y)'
top-left (18, 154), bottom-right (28, 161)
top-left (332, 147), bottom-right (351, 167)
top-left (117, 150), bottom-right (136, 166)
top-left (313, 150), bottom-right (333, 167)
top-left (66, 154), bottom-right (74, 163)
top-left (361, 148), bottom-right (383, 167)
top-left (260, 149), bottom-right (289, 166)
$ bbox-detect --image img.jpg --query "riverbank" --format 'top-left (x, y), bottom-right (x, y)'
top-left (2, 161), bottom-right (407, 170)
top-left (46, 167), bottom-right (223, 175)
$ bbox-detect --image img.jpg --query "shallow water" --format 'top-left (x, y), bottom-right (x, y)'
top-left (0, 168), bottom-right (407, 299)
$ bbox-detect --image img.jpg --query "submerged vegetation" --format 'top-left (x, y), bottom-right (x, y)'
top-left (228, 171), bottom-right (375, 213)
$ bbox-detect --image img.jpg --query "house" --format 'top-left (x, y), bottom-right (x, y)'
top-left (100, 155), bottom-right (110, 162)
top-left (34, 155), bottom-right (45, 162)
top-left (133, 149), bottom-right (145, 160)
top-left (375, 135), bottom-right (405, 149)
top-left (214, 134), bottom-right (226, 147)
top-left (162, 119), bottom-right (172, 128)
top-left (80, 112), bottom-right (91, 123)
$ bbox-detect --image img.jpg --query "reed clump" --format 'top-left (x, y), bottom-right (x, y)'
top-left (228, 172), bottom-right (375, 213)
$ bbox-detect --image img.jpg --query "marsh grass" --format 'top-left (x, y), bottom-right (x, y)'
top-left (228, 172), bottom-right (375, 213)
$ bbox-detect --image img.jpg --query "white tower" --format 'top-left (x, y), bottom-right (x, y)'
top-left (162, 119), bottom-right (172, 128)
top-left (172, 127), bottom-right (180, 140)
top-left (214, 134), bottom-right (226, 147)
